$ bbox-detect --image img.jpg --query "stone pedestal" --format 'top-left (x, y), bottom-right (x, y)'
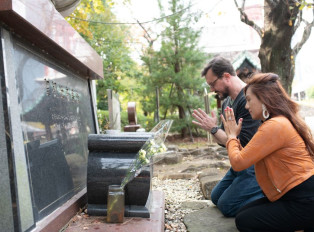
top-left (124, 102), bottom-right (141, 132)
top-left (87, 133), bottom-right (154, 218)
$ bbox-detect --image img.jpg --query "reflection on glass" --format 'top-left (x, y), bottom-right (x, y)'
top-left (14, 43), bottom-right (96, 220)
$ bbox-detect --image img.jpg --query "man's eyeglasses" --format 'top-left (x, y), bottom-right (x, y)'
top-left (208, 78), bottom-right (219, 88)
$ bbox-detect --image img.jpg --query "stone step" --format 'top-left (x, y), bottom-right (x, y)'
top-left (184, 202), bottom-right (237, 232)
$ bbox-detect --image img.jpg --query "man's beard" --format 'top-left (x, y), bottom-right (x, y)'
top-left (216, 86), bottom-right (229, 100)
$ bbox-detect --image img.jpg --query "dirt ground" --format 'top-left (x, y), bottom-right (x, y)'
top-left (165, 134), bottom-right (210, 148)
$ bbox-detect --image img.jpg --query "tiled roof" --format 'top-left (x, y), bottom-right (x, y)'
top-left (211, 50), bottom-right (261, 70)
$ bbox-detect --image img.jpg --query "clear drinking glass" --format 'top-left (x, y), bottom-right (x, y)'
top-left (107, 185), bottom-right (125, 223)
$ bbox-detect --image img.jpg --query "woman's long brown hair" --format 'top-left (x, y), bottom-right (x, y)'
top-left (244, 73), bottom-right (314, 158)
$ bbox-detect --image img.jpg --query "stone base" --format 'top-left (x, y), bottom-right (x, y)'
top-left (124, 124), bottom-right (141, 132)
top-left (65, 190), bottom-right (165, 232)
top-left (32, 188), bottom-right (87, 232)
top-left (87, 204), bottom-right (150, 218)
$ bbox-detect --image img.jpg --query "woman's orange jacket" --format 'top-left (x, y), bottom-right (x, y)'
top-left (226, 116), bottom-right (314, 201)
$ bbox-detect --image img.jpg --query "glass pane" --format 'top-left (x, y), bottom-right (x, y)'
top-left (13, 42), bottom-right (96, 220)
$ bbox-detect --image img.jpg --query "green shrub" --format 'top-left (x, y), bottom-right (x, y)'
top-left (306, 86), bottom-right (314, 99)
top-left (97, 110), bottom-right (109, 132)
top-left (97, 93), bottom-right (219, 135)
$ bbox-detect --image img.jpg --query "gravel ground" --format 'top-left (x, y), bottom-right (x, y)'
top-left (152, 177), bottom-right (204, 232)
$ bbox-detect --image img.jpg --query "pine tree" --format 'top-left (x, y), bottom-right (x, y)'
top-left (141, 0), bottom-right (209, 137)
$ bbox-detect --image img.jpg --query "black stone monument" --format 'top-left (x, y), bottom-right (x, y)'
top-left (87, 133), bottom-right (154, 218)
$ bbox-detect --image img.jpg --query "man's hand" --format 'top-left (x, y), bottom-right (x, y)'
top-left (221, 107), bottom-right (242, 139)
top-left (192, 108), bottom-right (217, 131)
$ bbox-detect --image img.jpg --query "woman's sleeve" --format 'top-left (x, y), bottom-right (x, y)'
top-left (226, 119), bottom-right (286, 171)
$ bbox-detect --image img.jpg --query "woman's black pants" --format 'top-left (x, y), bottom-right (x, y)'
top-left (235, 197), bottom-right (314, 232)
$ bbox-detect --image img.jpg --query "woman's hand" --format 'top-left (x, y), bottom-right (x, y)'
top-left (221, 107), bottom-right (243, 139)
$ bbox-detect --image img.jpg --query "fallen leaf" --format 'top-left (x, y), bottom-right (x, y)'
top-left (165, 224), bottom-right (172, 229)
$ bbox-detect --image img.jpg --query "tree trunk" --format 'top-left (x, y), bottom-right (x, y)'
top-left (175, 58), bottom-right (187, 137)
top-left (173, 19), bottom-right (188, 137)
top-left (178, 104), bottom-right (187, 137)
top-left (259, 1), bottom-right (299, 94)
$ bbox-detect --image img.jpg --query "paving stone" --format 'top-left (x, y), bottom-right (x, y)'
top-left (159, 173), bottom-right (196, 180)
top-left (216, 147), bottom-right (227, 153)
top-left (181, 164), bottom-right (209, 173)
top-left (181, 200), bottom-right (213, 210)
top-left (180, 151), bottom-right (192, 157)
top-left (199, 175), bottom-right (223, 200)
top-left (209, 161), bottom-right (230, 169)
top-left (167, 145), bottom-right (178, 151)
top-left (164, 153), bottom-right (183, 164)
top-left (216, 147), bottom-right (228, 157)
top-left (198, 168), bottom-right (223, 178)
top-left (184, 205), bottom-right (238, 232)
top-left (209, 152), bottom-right (228, 160)
top-left (153, 153), bottom-right (166, 164)
top-left (178, 148), bottom-right (189, 153)
top-left (218, 150), bottom-right (228, 157)
top-left (189, 149), bottom-right (203, 156)
top-left (202, 147), bottom-right (216, 154)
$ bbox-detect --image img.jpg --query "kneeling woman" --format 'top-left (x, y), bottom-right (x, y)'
top-left (222, 73), bottom-right (314, 232)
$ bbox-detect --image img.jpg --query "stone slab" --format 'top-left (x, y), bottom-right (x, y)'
top-left (181, 200), bottom-right (213, 210)
top-left (199, 169), bottom-right (228, 200)
top-left (184, 204), bottom-right (237, 232)
top-left (108, 89), bottom-right (121, 130)
top-left (65, 190), bottom-right (165, 232)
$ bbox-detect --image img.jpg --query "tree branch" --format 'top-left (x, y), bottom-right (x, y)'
top-left (265, 0), bottom-right (278, 9)
top-left (137, 20), bottom-right (153, 43)
top-left (293, 10), bottom-right (303, 34)
top-left (292, 7), bottom-right (314, 56)
top-left (233, 0), bottom-right (263, 38)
